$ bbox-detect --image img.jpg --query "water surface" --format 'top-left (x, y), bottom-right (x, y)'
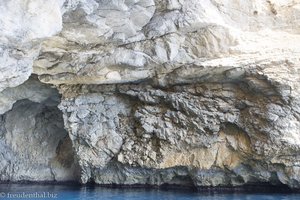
top-left (0, 184), bottom-right (299, 200)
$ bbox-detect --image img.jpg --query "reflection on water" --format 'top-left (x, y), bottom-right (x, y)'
top-left (0, 184), bottom-right (299, 200)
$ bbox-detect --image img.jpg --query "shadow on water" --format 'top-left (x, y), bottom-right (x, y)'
top-left (0, 183), bottom-right (300, 200)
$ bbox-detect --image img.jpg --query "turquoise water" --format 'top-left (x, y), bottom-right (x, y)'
top-left (0, 184), bottom-right (300, 200)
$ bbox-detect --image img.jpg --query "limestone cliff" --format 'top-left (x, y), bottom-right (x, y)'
top-left (1, 0), bottom-right (300, 189)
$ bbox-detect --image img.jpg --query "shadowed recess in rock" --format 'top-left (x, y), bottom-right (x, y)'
top-left (0, 77), bottom-right (79, 182)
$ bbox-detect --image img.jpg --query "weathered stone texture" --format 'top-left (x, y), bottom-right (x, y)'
top-left (0, 0), bottom-right (300, 189)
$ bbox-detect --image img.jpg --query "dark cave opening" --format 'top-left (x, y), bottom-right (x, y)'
top-left (0, 76), bottom-right (80, 182)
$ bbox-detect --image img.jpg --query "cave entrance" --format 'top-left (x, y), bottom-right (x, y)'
top-left (0, 76), bottom-right (79, 182)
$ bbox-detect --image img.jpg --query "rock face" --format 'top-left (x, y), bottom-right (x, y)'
top-left (0, 76), bottom-right (79, 182)
top-left (1, 0), bottom-right (300, 189)
top-left (0, 0), bottom-right (63, 92)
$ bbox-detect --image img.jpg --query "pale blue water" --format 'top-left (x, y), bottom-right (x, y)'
top-left (0, 184), bottom-right (300, 200)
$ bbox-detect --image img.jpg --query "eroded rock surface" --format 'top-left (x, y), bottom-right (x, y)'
top-left (58, 63), bottom-right (300, 187)
top-left (0, 0), bottom-right (300, 189)
top-left (0, 77), bottom-right (79, 182)
top-left (0, 0), bottom-right (63, 92)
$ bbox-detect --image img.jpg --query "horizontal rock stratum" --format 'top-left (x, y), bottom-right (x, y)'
top-left (0, 0), bottom-right (300, 188)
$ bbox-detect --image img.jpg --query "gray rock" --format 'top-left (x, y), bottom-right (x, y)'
top-left (0, 77), bottom-right (79, 182)
top-left (56, 76), bottom-right (300, 188)
top-left (1, 0), bottom-right (300, 190)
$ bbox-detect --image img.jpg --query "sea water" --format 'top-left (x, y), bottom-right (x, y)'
top-left (0, 184), bottom-right (299, 200)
